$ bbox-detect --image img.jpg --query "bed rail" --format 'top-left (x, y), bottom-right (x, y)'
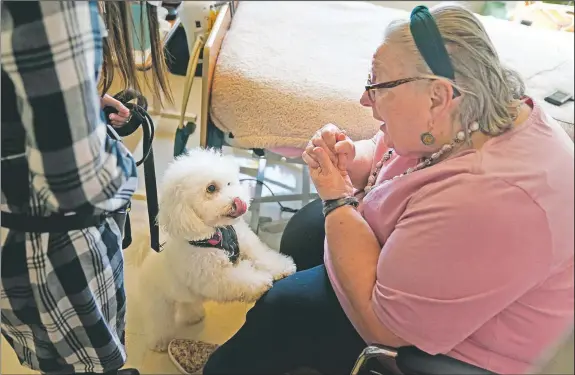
top-left (200, 1), bottom-right (238, 148)
top-left (198, 1), bottom-right (317, 233)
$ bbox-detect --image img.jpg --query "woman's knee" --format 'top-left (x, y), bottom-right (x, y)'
top-left (203, 266), bottom-right (338, 375)
top-left (279, 199), bottom-right (325, 270)
top-left (247, 265), bottom-right (339, 334)
top-left (246, 274), bottom-right (310, 323)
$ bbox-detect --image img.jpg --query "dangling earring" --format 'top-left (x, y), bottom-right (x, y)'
top-left (420, 132), bottom-right (435, 146)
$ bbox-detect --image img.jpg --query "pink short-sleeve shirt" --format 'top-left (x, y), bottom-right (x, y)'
top-left (324, 99), bottom-right (574, 374)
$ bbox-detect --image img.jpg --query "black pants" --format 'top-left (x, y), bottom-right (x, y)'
top-left (203, 199), bottom-right (377, 375)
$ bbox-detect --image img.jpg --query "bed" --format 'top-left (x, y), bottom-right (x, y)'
top-left (199, 1), bottom-right (574, 229)
top-left (201, 1), bottom-right (574, 153)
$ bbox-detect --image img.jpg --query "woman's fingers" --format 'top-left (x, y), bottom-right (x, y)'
top-left (109, 113), bottom-right (127, 122)
top-left (110, 113), bottom-right (131, 127)
top-left (321, 123), bottom-right (341, 137)
top-left (334, 134), bottom-right (353, 171)
top-left (302, 151), bottom-right (319, 168)
top-left (102, 94), bottom-right (131, 125)
top-left (305, 144), bottom-right (320, 164)
top-left (334, 138), bottom-right (353, 155)
top-left (305, 143), bottom-right (316, 155)
top-left (306, 124), bottom-right (348, 171)
top-left (313, 147), bottom-right (333, 174)
top-left (104, 95), bottom-right (129, 113)
top-left (320, 126), bottom-right (338, 150)
top-left (312, 137), bottom-right (337, 165)
top-left (336, 154), bottom-right (348, 172)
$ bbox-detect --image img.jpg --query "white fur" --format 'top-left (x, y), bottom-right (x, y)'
top-left (126, 148), bottom-right (296, 352)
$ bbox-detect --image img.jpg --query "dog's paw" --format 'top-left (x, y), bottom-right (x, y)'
top-left (253, 253), bottom-right (297, 281)
top-left (181, 313), bottom-right (205, 326)
top-left (149, 338), bottom-right (170, 353)
top-left (242, 271), bottom-right (274, 302)
top-left (272, 257), bottom-right (297, 281)
top-left (176, 304), bottom-right (206, 326)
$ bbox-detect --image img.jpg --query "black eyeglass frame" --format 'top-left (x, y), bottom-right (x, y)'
top-left (365, 75), bottom-right (459, 101)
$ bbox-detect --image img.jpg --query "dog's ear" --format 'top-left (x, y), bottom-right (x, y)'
top-left (157, 183), bottom-right (207, 238)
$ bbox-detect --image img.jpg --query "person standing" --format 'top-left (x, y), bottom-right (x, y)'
top-left (2, 2), bottom-right (138, 374)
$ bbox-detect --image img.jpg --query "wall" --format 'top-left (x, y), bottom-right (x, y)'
top-left (367, 1), bottom-right (486, 14)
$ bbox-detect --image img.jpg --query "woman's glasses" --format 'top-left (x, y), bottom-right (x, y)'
top-left (365, 73), bottom-right (459, 102)
top-left (365, 74), bottom-right (431, 102)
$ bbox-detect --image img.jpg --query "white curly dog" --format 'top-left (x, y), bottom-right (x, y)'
top-left (126, 148), bottom-right (296, 352)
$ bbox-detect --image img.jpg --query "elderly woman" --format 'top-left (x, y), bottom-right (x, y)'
top-left (167, 4), bottom-right (574, 375)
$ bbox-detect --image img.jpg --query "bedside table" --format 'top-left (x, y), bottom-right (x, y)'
top-left (510, 1), bottom-right (574, 32)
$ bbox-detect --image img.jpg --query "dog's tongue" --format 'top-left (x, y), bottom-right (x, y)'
top-left (230, 198), bottom-right (247, 218)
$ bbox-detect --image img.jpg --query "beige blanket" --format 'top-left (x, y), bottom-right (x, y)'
top-left (210, 1), bottom-right (574, 151)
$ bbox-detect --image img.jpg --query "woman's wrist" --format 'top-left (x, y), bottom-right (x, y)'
top-left (322, 196), bottom-right (359, 217)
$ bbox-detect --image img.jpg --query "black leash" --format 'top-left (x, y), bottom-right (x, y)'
top-left (1, 90), bottom-right (160, 253)
top-left (104, 89), bottom-right (161, 252)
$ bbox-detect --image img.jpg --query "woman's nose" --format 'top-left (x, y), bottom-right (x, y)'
top-left (360, 91), bottom-right (372, 107)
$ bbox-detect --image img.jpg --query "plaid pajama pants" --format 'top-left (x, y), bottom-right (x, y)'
top-left (1, 218), bottom-right (128, 374)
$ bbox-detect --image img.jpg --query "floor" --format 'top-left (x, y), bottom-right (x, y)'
top-left (1, 73), bottom-right (312, 374)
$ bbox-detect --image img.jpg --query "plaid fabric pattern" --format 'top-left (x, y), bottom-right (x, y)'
top-left (1, 1), bottom-right (138, 373)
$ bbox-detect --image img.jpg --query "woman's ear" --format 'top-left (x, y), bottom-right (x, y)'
top-left (429, 80), bottom-right (454, 117)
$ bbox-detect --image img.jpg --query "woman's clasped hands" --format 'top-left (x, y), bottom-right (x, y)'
top-left (302, 123), bottom-right (355, 201)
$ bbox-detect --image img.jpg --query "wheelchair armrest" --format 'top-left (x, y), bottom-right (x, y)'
top-left (351, 344), bottom-right (498, 375)
top-left (395, 346), bottom-right (498, 375)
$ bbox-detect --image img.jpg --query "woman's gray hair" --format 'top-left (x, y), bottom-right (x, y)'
top-left (382, 3), bottom-right (525, 136)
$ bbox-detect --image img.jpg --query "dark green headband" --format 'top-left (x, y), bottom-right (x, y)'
top-left (410, 5), bottom-right (460, 96)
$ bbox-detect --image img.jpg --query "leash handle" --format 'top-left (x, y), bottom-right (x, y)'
top-left (103, 89), bottom-right (161, 252)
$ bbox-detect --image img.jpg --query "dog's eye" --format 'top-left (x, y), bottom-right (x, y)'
top-left (227, 182), bottom-right (231, 186)
top-left (206, 184), bottom-right (217, 193)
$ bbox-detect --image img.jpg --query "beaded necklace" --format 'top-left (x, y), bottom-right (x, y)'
top-left (363, 121), bottom-right (480, 193)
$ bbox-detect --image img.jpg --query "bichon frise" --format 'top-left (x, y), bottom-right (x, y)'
top-left (127, 148), bottom-right (297, 352)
